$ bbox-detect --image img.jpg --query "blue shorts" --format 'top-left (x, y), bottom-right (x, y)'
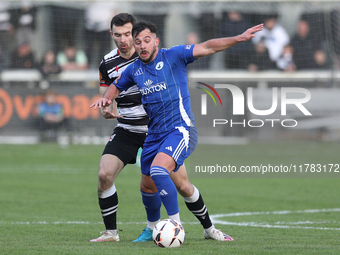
top-left (141, 126), bottom-right (198, 175)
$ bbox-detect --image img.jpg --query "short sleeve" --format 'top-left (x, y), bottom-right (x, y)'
top-left (166, 45), bottom-right (196, 67)
top-left (99, 60), bottom-right (112, 86)
top-left (182, 44), bottom-right (196, 64)
top-left (115, 64), bottom-right (135, 92)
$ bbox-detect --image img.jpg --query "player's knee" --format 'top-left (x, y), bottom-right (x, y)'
top-left (98, 168), bottom-right (113, 184)
top-left (139, 173), bottom-right (158, 192)
top-left (140, 182), bottom-right (147, 192)
top-left (140, 179), bottom-right (157, 193)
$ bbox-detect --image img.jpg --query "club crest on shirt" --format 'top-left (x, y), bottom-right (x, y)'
top-left (155, 61), bottom-right (164, 70)
top-left (185, 45), bottom-right (191, 50)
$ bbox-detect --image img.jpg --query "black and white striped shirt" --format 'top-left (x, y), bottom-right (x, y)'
top-left (99, 49), bottom-right (148, 133)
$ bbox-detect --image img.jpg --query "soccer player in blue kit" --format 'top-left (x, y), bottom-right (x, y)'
top-left (91, 20), bottom-right (263, 242)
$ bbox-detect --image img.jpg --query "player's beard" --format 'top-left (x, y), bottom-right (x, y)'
top-left (140, 45), bottom-right (157, 64)
top-left (119, 42), bottom-right (132, 54)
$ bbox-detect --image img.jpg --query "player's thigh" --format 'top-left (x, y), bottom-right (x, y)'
top-left (151, 152), bottom-right (176, 172)
top-left (141, 136), bottom-right (159, 175)
top-left (141, 131), bottom-right (178, 175)
top-left (158, 127), bottom-right (197, 172)
top-left (142, 127), bottom-right (196, 174)
top-left (103, 127), bottom-right (146, 165)
top-left (99, 154), bottom-right (125, 181)
top-left (142, 145), bottom-right (176, 174)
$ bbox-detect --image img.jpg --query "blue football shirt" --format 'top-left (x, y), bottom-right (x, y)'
top-left (115, 45), bottom-right (197, 134)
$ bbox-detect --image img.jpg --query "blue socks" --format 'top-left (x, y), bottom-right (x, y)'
top-left (141, 190), bottom-right (161, 222)
top-left (150, 166), bottom-right (179, 216)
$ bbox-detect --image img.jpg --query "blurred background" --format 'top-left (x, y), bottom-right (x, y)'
top-left (1, 0), bottom-right (340, 145)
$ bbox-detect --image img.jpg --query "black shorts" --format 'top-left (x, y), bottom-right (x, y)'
top-left (102, 127), bottom-right (147, 165)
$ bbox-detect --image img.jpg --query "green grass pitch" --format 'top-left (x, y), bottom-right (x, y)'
top-left (0, 142), bottom-right (339, 254)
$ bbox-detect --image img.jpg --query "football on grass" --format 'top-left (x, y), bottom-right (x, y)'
top-left (152, 219), bottom-right (185, 248)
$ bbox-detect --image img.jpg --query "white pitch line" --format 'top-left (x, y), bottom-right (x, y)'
top-left (273, 221), bottom-right (337, 225)
top-left (0, 221), bottom-right (197, 225)
top-left (210, 208), bottom-right (340, 231)
top-left (210, 208), bottom-right (340, 218)
top-left (1, 208), bottom-right (339, 231)
top-left (209, 221), bottom-right (340, 231)
top-left (0, 221), bottom-right (147, 225)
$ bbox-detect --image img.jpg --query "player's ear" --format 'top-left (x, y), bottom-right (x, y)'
top-left (155, 37), bottom-right (160, 47)
top-left (110, 30), bottom-right (113, 37)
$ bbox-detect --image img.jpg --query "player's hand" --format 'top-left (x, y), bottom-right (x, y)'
top-left (240, 24), bottom-right (264, 42)
top-left (100, 107), bottom-right (122, 119)
top-left (90, 97), bottom-right (112, 110)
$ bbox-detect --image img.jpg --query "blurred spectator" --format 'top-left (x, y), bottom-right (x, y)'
top-left (57, 45), bottom-right (88, 71)
top-left (276, 45), bottom-right (296, 72)
top-left (186, 32), bottom-right (209, 70)
top-left (220, 11), bottom-right (253, 69)
top-left (51, 6), bottom-right (83, 53)
top-left (187, 31), bottom-right (198, 45)
top-left (248, 39), bottom-right (276, 72)
top-left (84, 1), bottom-right (116, 68)
top-left (36, 90), bottom-right (71, 142)
top-left (310, 48), bottom-right (331, 70)
top-left (11, 1), bottom-right (37, 46)
top-left (0, 3), bottom-right (14, 68)
top-left (252, 16), bottom-right (290, 63)
top-left (290, 20), bottom-right (320, 70)
top-left (39, 50), bottom-right (61, 79)
top-left (10, 42), bottom-right (36, 69)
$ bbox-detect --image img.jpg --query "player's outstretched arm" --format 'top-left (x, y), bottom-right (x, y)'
top-left (193, 23), bottom-right (263, 59)
top-left (90, 84), bottom-right (121, 110)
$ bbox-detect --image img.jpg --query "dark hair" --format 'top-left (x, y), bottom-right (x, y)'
top-left (110, 13), bottom-right (136, 30)
top-left (132, 20), bottom-right (158, 38)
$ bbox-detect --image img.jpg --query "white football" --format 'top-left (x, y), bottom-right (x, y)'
top-left (152, 219), bottom-right (185, 248)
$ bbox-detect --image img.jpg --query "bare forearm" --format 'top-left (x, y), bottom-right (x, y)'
top-left (90, 82), bottom-right (122, 110)
top-left (99, 86), bottom-right (108, 97)
top-left (193, 24), bottom-right (263, 58)
top-left (103, 84), bottom-right (120, 100)
top-left (204, 35), bottom-right (242, 54)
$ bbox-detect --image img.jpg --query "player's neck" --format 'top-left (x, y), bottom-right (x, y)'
top-left (119, 48), bottom-right (135, 59)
